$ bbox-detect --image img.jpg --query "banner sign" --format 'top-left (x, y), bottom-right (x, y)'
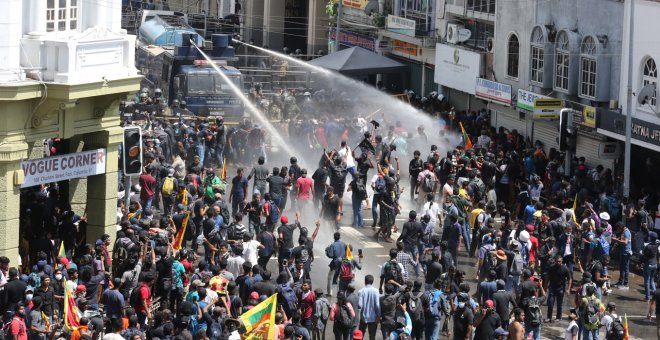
top-left (475, 78), bottom-right (512, 105)
top-left (387, 15), bottom-right (416, 36)
top-left (21, 149), bottom-right (107, 188)
top-left (329, 29), bottom-right (375, 51)
top-left (434, 44), bottom-right (482, 95)
top-left (583, 106), bottom-right (597, 128)
top-left (392, 39), bottom-right (418, 56)
top-left (517, 89), bottom-right (549, 111)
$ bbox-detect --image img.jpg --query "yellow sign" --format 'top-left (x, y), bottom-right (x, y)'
top-left (533, 98), bottom-right (563, 120)
top-left (583, 106), bottom-right (596, 128)
top-left (336, 0), bottom-right (369, 9)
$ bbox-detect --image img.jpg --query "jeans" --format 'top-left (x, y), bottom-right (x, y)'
top-left (582, 328), bottom-right (598, 340)
top-left (462, 222), bottom-right (471, 253)
top-left (405, 244), bottom-right (421, 279)
top-left (358, 321), bottom-right (378, 340)
top-left (564, 255), bottom-right (575, 281)
top-left (141, 197), bottom-right (153, 210)
top-left (644, 263), bottom-right (657, 300)
top-left (231, 197), bottom-right (246, 217)
top-left (327, 266), bottom-right (337, 296)
top-left (424, 317), bottom-right (441, 340)
top-left (410, 175), bottom-right (419, 201)
top-left (506, 274), bottom-right (520, 296)
top-left (351, 194), bottom-right (364, 227)
top-left (136, 311), bottom-right (148, 329)
top-left (162, 195), bottom-right (174, 216)
top-left (546, 287), bottom-right (565, 320)
top-left (312, 323), bottom-right (327, 340)
top-left (371, 195), bottom-right (380, 227)
top-left (619, 251), bottom-right (631, 285)
top-left (524, 324), bottom-right (541, 340)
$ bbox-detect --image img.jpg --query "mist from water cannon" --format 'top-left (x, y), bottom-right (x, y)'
top-left (189, 40), bottom-right (304, 164)
top-left (234, 40), bottom-right (332, 76)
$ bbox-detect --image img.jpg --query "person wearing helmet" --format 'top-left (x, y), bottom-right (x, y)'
top-left (154, 88), bottom-right (162, 98)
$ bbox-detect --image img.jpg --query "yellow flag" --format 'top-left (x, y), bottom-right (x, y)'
top-left (345, 244), bottom-right (353, 261)
top-left (572, 193), bottom-right (578, 223)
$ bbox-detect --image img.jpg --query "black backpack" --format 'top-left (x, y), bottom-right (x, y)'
top-left (408, 292), bottom-right (424, 322)
top-left (384, 260), bottom-right (404, 285)
top-left (523, 297), bottom-right (543, 327)
top-left (607, 317), bottom-right (625, 340)
top-left (337, 304), bottom-right (353, 328)
top-left (354, 179), bottom-right (368, 200)
top-left (129, 284), bottom-right (143, 307)
top-left (422, 172), bottom-right (434, 193)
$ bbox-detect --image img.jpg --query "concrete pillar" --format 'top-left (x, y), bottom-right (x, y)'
top-left (244, 0), bottom-right (264, 45)
top-left (82, 127), bottom-right (123, 247)
top-left (0, 0), bottom-right (25, 82)
top-left (264, 0), bottom-right (285, 51)
top-left (0, 142), bottom-right (29, 266)
top-left (307, 0), bottom-right (327, 56)
top-left (68, 135), bottom-right (88, 214)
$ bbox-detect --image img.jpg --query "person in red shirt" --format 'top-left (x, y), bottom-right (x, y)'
top-left (296, 170), bottom-right (314, 221)
top-left (138, 166), bottom-right (156, 209)
top-left (526, 224), bottom-right (539, 269)
top-left (9, 304), bottom-right (28, 340)
top-left (298, 280), bottom-right (316, 331)
top-left (134, 273), bottom-right (154, 328)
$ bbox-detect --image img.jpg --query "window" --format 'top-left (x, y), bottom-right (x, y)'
top-left (530, 27), bottom-right (544, 84)
top-left (507, 34), bottom-right (520, 78)
top-left (555, 31), bottom-right (570, 91)
top-left (46, 0), bottom-right (78, 32)
top-left (643, 58), bottom-right (657, 109)
top-left (580, 37), bottom-right (597, 98)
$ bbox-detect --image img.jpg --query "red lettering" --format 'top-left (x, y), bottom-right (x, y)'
top-left (97, 151), bottom-right (104, 163)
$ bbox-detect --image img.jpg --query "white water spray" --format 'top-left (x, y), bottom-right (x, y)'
top-left (235, 41), bottom-right (332, 76)
top-left (189, 40), bottom-right (298, 158)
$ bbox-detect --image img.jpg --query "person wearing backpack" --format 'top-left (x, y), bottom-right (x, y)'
top-left (601, 302), bottom-right (624, 340)
top-left (475, 235), bottom-right (497, 283)
top-left (313, 288), bottom-right (332, 340)
top-left (337, 247), bottom-right (362, 294)
top-left (161, 168), bottom-right (178, 216)
top-left (325, 232), bottom-right (346, 297)
top-left (642, 232), bottom-right (659, 301)
top-left (579, 285), bottom-right (603, 340)
top-left (422, 279), bottom-right (447, 340)
top-left (522, 294), bottom-right (545, 340)
top-left (329, 292), bottom-right (356, 340)
top-left (408, 151), bottom-right (423, 202)
top-left (347, 176), bottom-right (368, 228)
top-left (416, 164), bottom-right (437, 211)
top-left (403, 281), bottom-right (424, 340)
top-left (379, 248), bottom-right (405, 294)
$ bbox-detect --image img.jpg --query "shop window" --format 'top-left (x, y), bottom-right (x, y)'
top-left (46, 0), bottom-right (78, 33)
top-left (530, 27), bottom-right (544, 85)
top-left (579, 36), bottom-right (597, 99)
top-left (507, 34), bottom-right (519, 78)
top-left (642, 57), bottom-right (657, 109)
top-left (554, 31), bottom-right (570, 91)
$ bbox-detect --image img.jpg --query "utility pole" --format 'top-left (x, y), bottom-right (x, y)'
top-left (335, 0), bottom-right (343, 52)
top-left (624, 0), bottom-right (635, 198)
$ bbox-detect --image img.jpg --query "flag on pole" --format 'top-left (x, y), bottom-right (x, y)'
top-left (345, 245), bottom-right (353, 261)
top-left (623, 314), bottom-right (629, 340)
top-left (459, 122), bottom-right (473, 150)
top-left (172, 211), bottom-right (191, 251)
top-left (58, 241), bottom-right (66, 258)
top-left (239, 293), bottom-right (278, 340)
top-left (63, 281), bottom-right (80, 331)
top-left (221, 158), bottom-right (227, 180)
top-left (571, 193), bottom-right (578, 224)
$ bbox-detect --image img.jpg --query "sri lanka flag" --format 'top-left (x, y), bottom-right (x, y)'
top-left (240, 293), bottom-right (278, 340)
top-left (623, 314), bottom-right (629, 340)
top-left (172, 211), bottom-right (191, 251)
top-left (63, 282), bottom-right (80, 331)
top-left (58, 241), bottom-right (66, 258)
top-left (221, 157), bottom-right (227, 180)
top-left (459, 122), bottom-right (473, 149)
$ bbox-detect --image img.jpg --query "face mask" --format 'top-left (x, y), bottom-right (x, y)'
top-left (458, 302), bottom-right (466, 308)
top-left (25, 294), bottom-right (33, 301)
top-left (55, 274), bottom-right (63, 281)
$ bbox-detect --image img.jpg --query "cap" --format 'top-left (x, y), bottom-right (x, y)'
top-left (650, 231), bottom-right (658, 242)
top-left (25, 286), bottom-right (34, 293)
top-left (76, 284), bottom-right (87, 293)
top-left (582, 272), bottom-right (592, 282)
top-left (525, 224), bottom-right (535, 232)
top-left (313, 288), bottom-right (324, 296)
top-left (494, 327), bottom-right (509, 336)
top-left (192, 279), bottom-right (205, 287)
top-left (281, 215), bottom-right (289, 224)
top-left (177, 203), bottom-right (186, 211)
top-left (485, 300), bottom-right (494, 309)
top-left (352, 330), bottom-right (363, 340)
top-left (606, 301), bottom-right (616, 309)
top-left (250, 291), bottom-right (260, 300)
top-left (168, 168), bottom-right (175, 176)
top-left (599, 212), bottom-right (610, 221)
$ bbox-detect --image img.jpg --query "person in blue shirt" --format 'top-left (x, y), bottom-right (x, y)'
top-left (358, 275), bottom-right (381, 340)
top-left (326, 232), bottom-right (346, 296)
top-left (170, 252), bottom-right (187, 312)
top-left (612, 222), bottom-right (632, 289)
top-left (523, 199), bottom-right (540, 225)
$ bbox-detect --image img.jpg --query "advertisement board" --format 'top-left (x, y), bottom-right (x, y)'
top-left (517, 89), bottom-right (549, 111)
top-left (329, 29), bottom-right (376, 51)
top-left (434, 44), bottom-right (481, 95)
top-left (392, 39), bottom-right (418, 56)
top-left (387, 15), bottom-right (416, 37)
top-left (583, 106), bottom-right (597, 128)
top-left (21, 149), bottom-right (107, 188)
top-left (475, 78), bottom-right (512, 106)
top-left (533, 98), bottom-right (563, 119)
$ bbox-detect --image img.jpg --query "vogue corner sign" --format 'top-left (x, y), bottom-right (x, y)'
top-left (20, 149), bottom-right (107, 188)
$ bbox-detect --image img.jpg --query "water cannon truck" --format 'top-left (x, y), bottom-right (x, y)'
top-left (136, 10), bottom-right (244, 122)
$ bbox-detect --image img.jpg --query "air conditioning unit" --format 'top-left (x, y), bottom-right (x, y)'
top-left (447, 24), bottom-right (462, 44)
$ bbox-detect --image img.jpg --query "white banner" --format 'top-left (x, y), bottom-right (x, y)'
top-left (21, 149), bottom-right (107, 188)
top-left (386, 15), bottom-right (416, 37)
top-left (475, 78), bottom-right (512, 105)
top-left (434, 44), bottom-right (482, 95)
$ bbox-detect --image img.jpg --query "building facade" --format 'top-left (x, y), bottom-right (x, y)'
top-left (0, 0), bottom-right (141, 260)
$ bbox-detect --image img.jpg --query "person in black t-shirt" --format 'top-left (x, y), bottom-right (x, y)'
top-left (546, 255), bottom-right (572, 322)
top-left (320, 187), bottom-right (341, 230)
top-left (453, 293), bottom-right (474, 340)
top-left (643, 232), bottom-right (659, 301)
top-left (518, 270), bottom-right (537, 304)
top-left (646, 285), bottom-right (660, 336)
top-left (473, 300), bottom-right (501, 340)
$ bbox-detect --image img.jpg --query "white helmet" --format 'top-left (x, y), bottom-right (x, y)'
top-left (519, 230), bottom-right (530, 243)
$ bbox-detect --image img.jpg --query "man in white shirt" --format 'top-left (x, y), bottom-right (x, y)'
top-left (477, 130), bottom-right (491, 148)
top-left (422, 194), bottom-right (441, 229)
top-left (337, 141), bottom-right (357, 178)
top-left (226, 245), bottom-right (246, 279)
top-left (416, 165), bottom-right (437, 209)
top-left (241, 233), bottom-right (263, 266)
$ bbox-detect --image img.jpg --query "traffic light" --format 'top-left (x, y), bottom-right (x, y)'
top-left (123, 126), bottom-right (143, 176)
top-left (558, 109), bottom-right (576, 152)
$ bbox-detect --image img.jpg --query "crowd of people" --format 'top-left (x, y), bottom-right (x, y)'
top-left (4, 83), bottom-right (660, 340)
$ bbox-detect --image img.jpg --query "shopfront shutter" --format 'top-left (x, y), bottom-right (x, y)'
top-left (575, 135), bottom-right (614, 170)
top-left (492, 109), bottom-right (527, 137)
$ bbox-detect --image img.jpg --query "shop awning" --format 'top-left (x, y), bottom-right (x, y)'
top-left (308, 46), bottom-right (406, 75)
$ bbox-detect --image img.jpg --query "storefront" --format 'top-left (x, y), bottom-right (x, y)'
top-left (434, 43), bottom-right (485, 111)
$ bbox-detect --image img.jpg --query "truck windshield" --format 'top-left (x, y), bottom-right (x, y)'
top-left (187, 74), bottom-right (242, 95)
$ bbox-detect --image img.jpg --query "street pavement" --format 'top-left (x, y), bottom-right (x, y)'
top-left (276, 191), bottom-right (655, 340)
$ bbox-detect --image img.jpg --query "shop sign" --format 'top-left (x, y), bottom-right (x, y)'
top-left (533, 98), bottom-right (563, 119)
top-left (598, 109), bottom-right (660, 148)
top-left (338, 0), bottom-right (369, 10)
top-left (475, 78), bottom-right (512, 106)
top-left (434, 44), bottom-right (482, 95)
top-left (583, 106), bottom-right (597, 128)
top-left (386, 15), bottom-right (416, 37)
top-left (20, 149), bottom-right (107, 188)
top-left (329, 29), bottom-right (375, 51)
top-left (516, 89), bottom-right (549, 111)
top-left (392, 39), bottom-right (418, 56)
